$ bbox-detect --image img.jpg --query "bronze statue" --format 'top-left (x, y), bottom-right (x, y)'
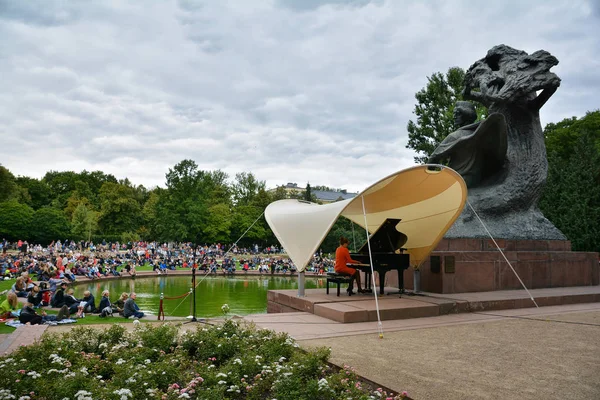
top-left (428, 101), bottom-right (507, 188)
top-left (431, 45), bottom-right (566, 240)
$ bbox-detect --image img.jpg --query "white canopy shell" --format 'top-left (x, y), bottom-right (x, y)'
top-left (265, 165), bottom-right (467, 272)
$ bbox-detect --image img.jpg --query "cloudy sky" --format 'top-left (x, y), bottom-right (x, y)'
top-left (1, 0), bottom-right (599, 192)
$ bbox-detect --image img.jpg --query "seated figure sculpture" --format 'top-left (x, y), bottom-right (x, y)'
top-left (429, 44), bottom-right (566, 240)
top-left (428, 102), bottom-right (507, 188)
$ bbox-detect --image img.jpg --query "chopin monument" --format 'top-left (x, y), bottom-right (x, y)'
top-left (408, 45), bottom-right (599, 293)
top-left (430, 44), bottom-right (564, 240)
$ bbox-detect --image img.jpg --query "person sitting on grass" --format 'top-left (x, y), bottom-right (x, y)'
top-left (0, 291), bottom-right (19, 319)
top-left (27, 285), bottom-right (43, 308)
top-left (80, 290), bottom-right (96, 313)
top-left (65, 288), bottom-right (83, 316)
top-left (11, 277), bottom-right (28, 298)
top-left (51, 282), bottom-right (68, 307)
top-left (123, 292), bottom-right (144, 319)
top-left (113, 292), bottom-right (128, 316)
top-left (98, 290), bottom-right (113, 317)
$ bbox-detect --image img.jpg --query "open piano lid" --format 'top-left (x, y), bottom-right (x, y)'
top-left (356, 218), bottom-right (407, 253)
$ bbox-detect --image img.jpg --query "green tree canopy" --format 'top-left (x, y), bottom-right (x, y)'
top-left (540, 111), bottom-right (600, 252)
top-left (406, 67), bottom-right (486, 163)
top-left (97, 182), bottom-right (143, 235)
top-left (0, 200), bottom-right (34, 241)
top-left (29, 207), bottom-right (70, 245)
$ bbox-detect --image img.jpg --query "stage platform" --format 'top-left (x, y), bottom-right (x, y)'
top-left (267, 286), bottom-right (600, 323)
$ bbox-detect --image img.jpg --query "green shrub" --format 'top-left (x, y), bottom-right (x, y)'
top-left (0, 322), bottom-right (408, 400)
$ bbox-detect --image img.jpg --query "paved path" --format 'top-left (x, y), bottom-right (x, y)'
top-left (296, 304), bottom-right (600, 400)
top-left (0, 325), bottom-right (48, 356)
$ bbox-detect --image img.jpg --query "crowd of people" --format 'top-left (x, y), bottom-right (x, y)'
top-left (0, 238), bottom-right (336, 325)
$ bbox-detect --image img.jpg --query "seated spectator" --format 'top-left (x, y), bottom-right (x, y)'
top-left (113, 292), bottom-right (128, 316)
top-left (27, 286), bottom-right (43, 308)
top-left (11, 277), bottom-right (28, 298)
top-left (80, 290), bottom-right (96, 313)
top-left (0, 291), bottom-right (19, 319)
top-left (123, 292), bottom-right (144, 319)
top-left (51, 282), bottom-right (68, 307)
top-left (98, 290), bottom-right (113, 317)
top-left (65, 288), bottom-right (82, 315)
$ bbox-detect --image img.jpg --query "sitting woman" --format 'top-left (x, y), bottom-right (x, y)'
top-left (0, 291), bottom-right (19, 319)
top-left (334, 237), bottom-right (364, 294)
top-left (11, 277), bottom-right (28, 298)
top-left (98, 290), bottom-right (113, 317)
top-left (113, 292), bottom-right (128, 316)
top-left (27, 285), bottom-right (43, 308)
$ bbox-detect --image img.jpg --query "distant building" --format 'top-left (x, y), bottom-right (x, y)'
top-left (270, 183), bottom-right (358, 204)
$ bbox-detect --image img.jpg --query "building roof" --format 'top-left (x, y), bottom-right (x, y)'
top-left (312, 190), bottom-right (357, 202)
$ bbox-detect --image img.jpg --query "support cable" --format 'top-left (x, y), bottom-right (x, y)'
top-left (361, 195), bottom-right (384, 339)
top-left (467, 201), bottom-right (538, 308)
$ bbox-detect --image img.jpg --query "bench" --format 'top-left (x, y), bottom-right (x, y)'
top-left (326, 272), bottom-right (354, 296)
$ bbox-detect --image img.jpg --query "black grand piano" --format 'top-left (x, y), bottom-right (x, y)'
top-left (349, 218), bottom-right (410, 295)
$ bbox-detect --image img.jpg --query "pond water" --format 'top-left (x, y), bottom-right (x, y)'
top-left (75, 275), bottom-right (327, 317)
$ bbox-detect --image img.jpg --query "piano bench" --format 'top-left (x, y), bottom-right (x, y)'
top-left (326, 272), bottom-right (354, 296)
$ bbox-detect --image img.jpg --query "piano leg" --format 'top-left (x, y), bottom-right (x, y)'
top-left (379, 271), bottom-right (386, 295)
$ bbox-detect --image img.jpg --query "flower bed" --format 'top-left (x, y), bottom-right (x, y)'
top-left (0, 321), bottom-right (408, 399)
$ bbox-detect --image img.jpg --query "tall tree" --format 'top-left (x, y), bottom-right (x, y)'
top-left (540, 111), bottom-right (600, 252)
top-left (15, 177), bottom-right (52, 210)
top-left (406, 67), bottom-right (486, 163)
top-left (97, 182), bottom-right (143, 235)
top-left (29, 207), bottom-right (70, 245)
top-left (71, 203), bottom-right (98, 241)
top-left (0, 165), bottom-right (18, 203)
top-left (0, 201), bottom-right (35, 241)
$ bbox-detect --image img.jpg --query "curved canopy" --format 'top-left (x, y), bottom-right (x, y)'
top-left (265, 165), bottom-right (467, 272)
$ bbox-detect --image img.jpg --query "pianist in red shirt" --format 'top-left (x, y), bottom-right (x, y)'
top-left (334, 237), bottom-right (364, 294)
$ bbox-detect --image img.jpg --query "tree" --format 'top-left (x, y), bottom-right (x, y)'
top-left (203, 203), bottom-right (233, 243)
top-left (15, 177), bottom-right (52, 210)
top-left (0, 201), bottom-right (34, 241)
top-left (540, 111), bottom-right (600, 252)
top-left (71, 203), bottom-right (98, 241)
top-left (305, 183), bottom-right (312, 202)
top-left (544, 110), bottom-right (600, 159)
top-left (0, 165), bottom-right (18, 203)
top-left (29, 207), bottom-right (70, 245)
top-left (406, 67), bottom-right (486, 163)
top-left (232, 172), bottom-right (265, 206)
top-left (97, 182), bottom-right (142, 235)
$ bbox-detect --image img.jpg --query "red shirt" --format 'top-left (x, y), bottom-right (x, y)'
top-left (334, 245), bottom-right (358, 272)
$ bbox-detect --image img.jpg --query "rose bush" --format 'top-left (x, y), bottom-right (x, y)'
top-left (0, 321), bottom-right (408, 399)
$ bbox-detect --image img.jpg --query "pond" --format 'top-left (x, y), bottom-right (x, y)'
top-left (75, 275), bottom-right (327, 317)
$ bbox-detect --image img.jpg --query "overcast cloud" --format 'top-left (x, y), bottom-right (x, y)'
top-left (1, 0), bottom-right (598, 192)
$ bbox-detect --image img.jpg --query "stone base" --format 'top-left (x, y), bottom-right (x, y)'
top-left (384, 239), bottom-right (598, 294)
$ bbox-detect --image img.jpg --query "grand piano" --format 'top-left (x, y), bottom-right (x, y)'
top-left (349, 218), bottom-right (410, 295)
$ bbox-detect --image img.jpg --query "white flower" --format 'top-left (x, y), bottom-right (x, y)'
top-left (233, 358), bottom-right (242, 365)
top-left (178, 394), bottom-right (190, 399)
top-left (79, 366), bottom-right (89, 375)
top-left (26, 371), bottom-right (41, 379)
top-left (216, 372), bottom-right (227, 378)
top-left (74, 390), bottom-right (93, 400)
top-left (218, 380), bottom-right (227, 385)
top-left (115, 358), bottom-right (126, 365)
top-left (18, 396), bottom-right (30, 400)
top-left (144, 359), bottom-right (151, 364)
top-left (279, 357), bottom-right (286, 362)
top-left (113, 388), bottom-right (133, 400)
